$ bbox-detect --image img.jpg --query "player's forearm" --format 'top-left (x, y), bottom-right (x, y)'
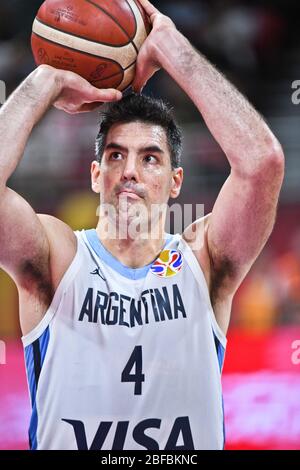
top-left (155, 30), bottom-right (284, 176)
top-left (0, 65), bottom-right (60, 187)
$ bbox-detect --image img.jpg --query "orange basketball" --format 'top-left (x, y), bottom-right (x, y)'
top-left (31, 0), bottom-right (151, 91)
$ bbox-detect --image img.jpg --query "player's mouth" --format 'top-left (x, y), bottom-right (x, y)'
top-left (117, 188), bottom-right (144, 199)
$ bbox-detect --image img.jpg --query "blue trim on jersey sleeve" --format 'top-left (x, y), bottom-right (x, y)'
top-left (85, 229), bottom-right (174, 280)
top-left (221, 395), bottom-right (226, 450)
top-left (213, 332), bottom-right (225, 372)
top-left (212, 330), bottom-right (226, 449)
top-left (39, 326), bottom-right (50, 364)
top-left (24, 326), bottom-right (50, 450)
top-left (29, 403), bottom-right (38, 450)
top-left (24, 344), bottom-right (36, 407)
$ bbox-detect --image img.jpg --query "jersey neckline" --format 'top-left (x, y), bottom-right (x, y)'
top-left (84, 229), bottom-right (174, 280)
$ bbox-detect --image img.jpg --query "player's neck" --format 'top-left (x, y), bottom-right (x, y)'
top-left (96, 223), bottom-right (166, 269)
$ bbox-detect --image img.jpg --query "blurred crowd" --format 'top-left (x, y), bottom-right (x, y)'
top-left (0, 0), bottom-right (299, 336)
top-left (233, 211), bottom-right (300, 332)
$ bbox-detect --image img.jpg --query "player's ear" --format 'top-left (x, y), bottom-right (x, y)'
top-left (91, 160), bottom-right (101, 194)
top-left (170, 167), bottom-right (183, 199)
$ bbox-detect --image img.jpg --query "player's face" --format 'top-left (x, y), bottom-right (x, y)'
top-left (91, 121), bottom-right (183, 217)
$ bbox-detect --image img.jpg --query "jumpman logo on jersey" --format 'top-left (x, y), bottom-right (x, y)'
top-left (90, 267), bottom-right (106, 281)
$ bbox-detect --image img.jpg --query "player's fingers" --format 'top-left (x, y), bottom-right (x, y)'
top-left (132, 63), bottom-right (146, 93)
top-left (132, 68), bottom-right (156, 94)
top-left (54, 101), bottom-right (103, 114)
top-left (132, 57), bottom-right (160, 93)
top-left (132, 76), bottom-right (146, 94)
top-left (85, 87), bottom-right (122, 103)
top-left (135, 0), bottom-right (159, 17)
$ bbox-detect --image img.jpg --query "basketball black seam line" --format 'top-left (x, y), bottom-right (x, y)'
top-left (124, 0), bottom-right (148, 55)
top-left (83, 0), bottom-right (139, 55)
top-left (124, 77), bottom-right (135, 90)
top-left (32, 31), bottom-right (126, 77)
top-left (34, 17), bottom-right (133, 49)
top-left (125, 0), bottom-right (138, 50)
top-left (126, 0), bottom-right (150, 57)
top-left (84, 0), bottom-right (138, 51)
top-left (32, 32), bottom-right (125, 88)
top-left (89, 62), bottom-right (135, 84)
top-left (91, 60), bottom-right (136, 84)
top-left (32, 31), bottom-right (134, 88)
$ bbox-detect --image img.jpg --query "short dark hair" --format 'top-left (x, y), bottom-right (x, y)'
top-left (95, 93), bottom-right (183, 169)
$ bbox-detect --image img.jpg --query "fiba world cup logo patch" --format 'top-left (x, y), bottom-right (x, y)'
top-left (151, 250), bottom-right (183, 278)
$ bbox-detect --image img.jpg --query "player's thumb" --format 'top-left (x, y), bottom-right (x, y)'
top-left (132, 59), bottom-right (159, 94)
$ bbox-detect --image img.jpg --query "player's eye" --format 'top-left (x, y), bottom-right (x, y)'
top-left (144, 155), bottom-right (158, 164)
top-left (109, 152), bottom-right (123, 161)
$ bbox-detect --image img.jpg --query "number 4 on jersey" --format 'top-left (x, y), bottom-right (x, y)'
top-left (121, 346), bottom-right (145, 395)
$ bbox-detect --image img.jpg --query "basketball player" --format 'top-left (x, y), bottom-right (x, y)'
top-left (0, 0), bottom-right (284, 450)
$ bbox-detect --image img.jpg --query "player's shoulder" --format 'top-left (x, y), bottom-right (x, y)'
top-left (181, 213), bottom-right (212, 286)
top-left (37, 213), bottom-right (76, 245)
top-left (182, 213), bottom-right (211, 246)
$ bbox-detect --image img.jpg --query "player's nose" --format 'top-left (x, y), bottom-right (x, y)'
top-left (121, 155), bottom-right (139, 181)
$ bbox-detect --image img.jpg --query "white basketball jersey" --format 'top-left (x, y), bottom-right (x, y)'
top-left (22, 229), bottom-right (226, 450)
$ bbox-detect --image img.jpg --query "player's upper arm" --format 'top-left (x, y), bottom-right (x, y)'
top-left (0, 187), bottom-right (51, 293)
top-left (183, 151), bottom-right (284, 334)
top-left (207, 153), bottom-right (284, 300)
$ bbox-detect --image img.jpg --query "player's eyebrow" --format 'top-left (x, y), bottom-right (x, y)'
top-left (141, 145), bottom-right (164, 154)
top-left (105, 142), bottom-right (164, 154)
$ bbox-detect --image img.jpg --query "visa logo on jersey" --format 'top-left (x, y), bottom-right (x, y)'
top-left (62, 416), bottom-right (195, 450)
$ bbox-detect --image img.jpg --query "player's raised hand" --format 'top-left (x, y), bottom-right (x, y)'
top-left (132, 0), bottom-right (177, 93)
top-left (52, 67), bottom-right (122, 114)
top-left (33, 65), bottom-right (122, 114)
